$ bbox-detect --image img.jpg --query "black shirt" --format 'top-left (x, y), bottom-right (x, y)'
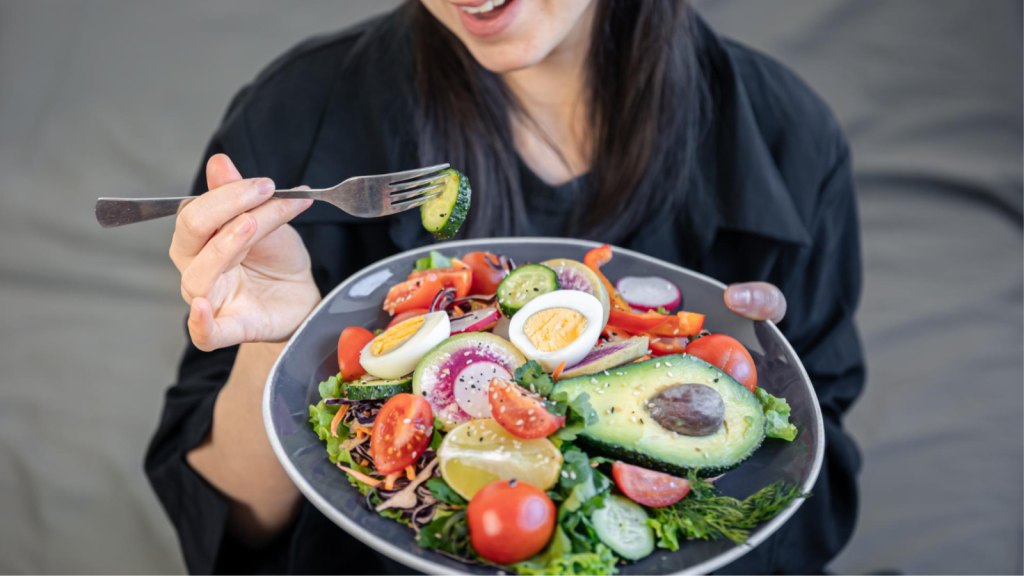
top-left (146, 8), bottom-right (864, 575)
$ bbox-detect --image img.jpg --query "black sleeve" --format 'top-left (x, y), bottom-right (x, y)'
top-left (143, 86), bottom-right (287, 575)
top-left (720, 142), bottom-right (865, 575)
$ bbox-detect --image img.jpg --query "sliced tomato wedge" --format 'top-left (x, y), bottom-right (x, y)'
top-left (370, 394), bottom-right (434, 475)
top-left (648, 311), bottom-right (705, 338)
top-left (611, 461), bottom-right (690, 507)
top-left (383, 276), bottom-right (445, 315)
top-left (460, 251), bottom-right (508, 295)
top-left (583, 244), bottom-right (631, 312)
top-left (337, 326), bottom-right (375, 381)
top-left (488, 378), bottom-right (564, 439)
top-left (386, 308), bottom-right (429, 329)
top-left (684, 334), bottom-right (757, 390)
top-left (645, 333), bottom-right (689, 356)
top-left (408, 266), bottom-right (473, 299)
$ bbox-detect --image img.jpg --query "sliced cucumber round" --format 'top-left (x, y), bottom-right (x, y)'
top-left (590, 494), bottom-right (655, 561)
top-left (346, 376), bottom-right (412, 401)
top-left (496, 264), bottom-right (559, 317)
top-left (421, 169), bottom-right (471, 240)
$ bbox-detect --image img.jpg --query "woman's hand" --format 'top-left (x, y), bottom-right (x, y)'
top-left (170, 154), bottom-right (319, 352)
top-left (724, 282), bottom-right (787, 323)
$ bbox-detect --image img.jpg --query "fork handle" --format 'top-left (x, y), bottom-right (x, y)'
top-left (95, 189), bottom-right (324, 228)
top-left (95, 196), bottom-right (197, 228)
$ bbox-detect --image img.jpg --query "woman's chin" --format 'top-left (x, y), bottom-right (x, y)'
top-left (463, 41), bottom-right (548, 74)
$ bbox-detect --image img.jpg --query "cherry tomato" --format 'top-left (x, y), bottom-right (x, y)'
top-left (408, 267), bottom-right (473, 299)
top-left (383, 276), bottom-right (444, 315)
top-left (645, 333), bottom-right (688, 356)
top-left (467, 479), bottom-right (556, 564)
top-left (386, 308), bottom-right (429, 329)
top-left (337, 326), bottom-right (375, 381)
top-left (684, 334), bottom-right (757, 391)
top-left (611, 461), bottom-right (690, 507)
top-left (488, 378), bottom-right (564, 439)
top-left (461, 251), bottom-right (508, 295)
top-left (370, 394), bottom-right (434, 475)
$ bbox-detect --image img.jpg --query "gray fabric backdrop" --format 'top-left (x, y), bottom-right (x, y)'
top-left (0, 1), bottom-right (1020, 574)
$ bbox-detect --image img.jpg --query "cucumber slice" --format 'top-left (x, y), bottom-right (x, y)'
top-left (496, 264), bottom-right (559, 317)
top-left (421, 169), bottom-right (471, 240)
top-left (346, 376), bottom-right (412, 401)
top-left (590, 494), bottom-right (655, 561)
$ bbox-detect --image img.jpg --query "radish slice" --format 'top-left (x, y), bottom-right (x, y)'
top-left (450, 307), bottom-right (501, 335)
top-left (453, 361), bottom-right (511, 418)
top-left (615, 276), bottom-right (682, 311)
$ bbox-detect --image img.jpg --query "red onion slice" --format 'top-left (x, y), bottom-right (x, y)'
top-left (449, 307), bottom-right (501, 335)
top-left (615, 276), bottom-right (682, 311)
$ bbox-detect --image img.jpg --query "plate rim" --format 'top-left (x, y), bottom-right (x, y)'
top-left (263, 236), bottom-right (825, 575)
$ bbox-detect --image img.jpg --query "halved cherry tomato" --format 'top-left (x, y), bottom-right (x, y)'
top-left (645, 333), bottom-right (688, 356)
top-left (337, 326), bottom-right (375, 381)
top-left (467, 479), bottom-right (556, 564)
top-left (370, 394), bottom-right (434, 475)
top-left (607, 308), bottom-right (674, 333)
top-left (383, 276), bottom-right (444, 315)
top-left (611, 461), bottom-right (690, 507)
top-left (488, 378), bottom-right (564, 439)
top-left (386, 308), bottom-right (429, 329)
top-left (583, 244), bottom-right (630, 311)
top-left (408, 266), bottom-right (473, 299)
top-left (461, 251), bottom-right (509, 296)
top-left (684, 334), bottom-right (757, 391)
top-left (648, 311), bottom-right (705, 338)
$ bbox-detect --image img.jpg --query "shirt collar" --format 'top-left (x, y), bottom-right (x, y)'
top-left (689, 16), bottom-right (813, 254)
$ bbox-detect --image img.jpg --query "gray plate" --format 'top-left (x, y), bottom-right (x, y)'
top-left (263, 238), bottom-right (824, 575)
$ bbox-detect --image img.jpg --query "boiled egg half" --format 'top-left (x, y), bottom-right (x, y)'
top-left (508, 290), bottom-right (603, 372)
top-left (360, 311), bottom-right (450, 379)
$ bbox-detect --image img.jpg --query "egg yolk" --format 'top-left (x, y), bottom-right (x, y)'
top-left (523, 308), bottom-right (587, 352)
top-left (370, 315), bottom-right (425, 355)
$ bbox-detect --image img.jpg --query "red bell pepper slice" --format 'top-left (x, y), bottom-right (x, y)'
top-left (648, 311), bottom-right (705, 338)
top-left (584, 244), bottom-right (631, 312)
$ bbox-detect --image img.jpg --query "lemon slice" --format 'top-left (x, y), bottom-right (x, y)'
top-left (438, 418), bottom-right (563, 500)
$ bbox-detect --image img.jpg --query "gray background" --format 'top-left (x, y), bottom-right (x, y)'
top-left (0, 1), bottom-right (1020, 574)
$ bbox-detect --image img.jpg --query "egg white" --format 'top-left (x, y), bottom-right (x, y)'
top-left (508, 290), bottom-right (603, 372)
top-left (360, 311), bottom-right (451, 380)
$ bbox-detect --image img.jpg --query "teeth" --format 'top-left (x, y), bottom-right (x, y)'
top-left (461, 0), bottom-right (496, 14)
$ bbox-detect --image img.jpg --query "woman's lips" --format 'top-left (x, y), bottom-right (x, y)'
top-left (455, 0), bottom-right (521, 38)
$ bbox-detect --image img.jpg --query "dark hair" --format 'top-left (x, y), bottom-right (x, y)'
top-left (413, 0), bottom-right (708, 242)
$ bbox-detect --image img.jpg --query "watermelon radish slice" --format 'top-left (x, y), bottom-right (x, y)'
top-left (542, 258), bottom-right (611, 326)
top-left (449, 308), bottom-right (501, 335)
top-left (559, 335), bottom-right (650, 380)
top-left (412, 332), bottom-right (526, 429)
top-left (453, 361), bottom-right (512, 418)
top-left (615, 276), bottom-right (681, 311)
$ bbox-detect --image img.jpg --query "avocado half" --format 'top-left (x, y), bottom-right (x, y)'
top-left (552, 354), bottom-right (765, 477)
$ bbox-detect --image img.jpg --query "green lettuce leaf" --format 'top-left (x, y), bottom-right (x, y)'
top-left (318, 373), bottom-right (343, 400)
top-left (418, 510), bottom-right (476, 559)
top-left (756, 388), bottom-right (798, 441)
top-left (413, 250), bottom-right (453, 272)
top-left (425, 477), bottom-right (467, 506)
top-left (514, 360), bottom-right (555, 397)
top-left (514, 526), bottom-right (618, 575)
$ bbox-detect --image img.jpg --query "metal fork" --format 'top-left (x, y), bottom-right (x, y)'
top-left (94, 163), bottom-right (450, 228)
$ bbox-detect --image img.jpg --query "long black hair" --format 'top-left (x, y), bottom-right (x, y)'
top-left (413, 0), bottom-right (708, 242)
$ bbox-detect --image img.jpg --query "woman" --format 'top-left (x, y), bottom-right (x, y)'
top-left (146, 0), bottom-right (864, 573)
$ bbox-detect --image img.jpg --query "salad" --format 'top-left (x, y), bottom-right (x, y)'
top-left (309, 245), bottom-right (805, 574)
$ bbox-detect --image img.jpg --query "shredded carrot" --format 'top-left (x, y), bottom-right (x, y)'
top-left (329, 404), bottom-right (350, 438)
top-left (354, 424), bottom-right (372, 439)
top-left (451, 305), bottom-right (466, 317)
top-left (384, 472), bottom-right (401, 490)
top-left (551, 360), bottom-right (567, 381)
top-left (359, 458), bottom-right (370, 468)
top-left (633, 355), bottom-right (652, 363)
top-left (405, 465), bottom-right (417, 481)
top-left (337, 464), bottom-right (381, 487)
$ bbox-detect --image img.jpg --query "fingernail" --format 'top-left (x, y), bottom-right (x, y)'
top-left (234, 215), bottom-right (253, 235)
top-left (255, 178), bottom-right (275, 196)
top-left (726, 286), bottom-right (751, 309)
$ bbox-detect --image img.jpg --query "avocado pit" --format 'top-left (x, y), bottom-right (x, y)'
top-left (647, 383), bottom-right (725, 436)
